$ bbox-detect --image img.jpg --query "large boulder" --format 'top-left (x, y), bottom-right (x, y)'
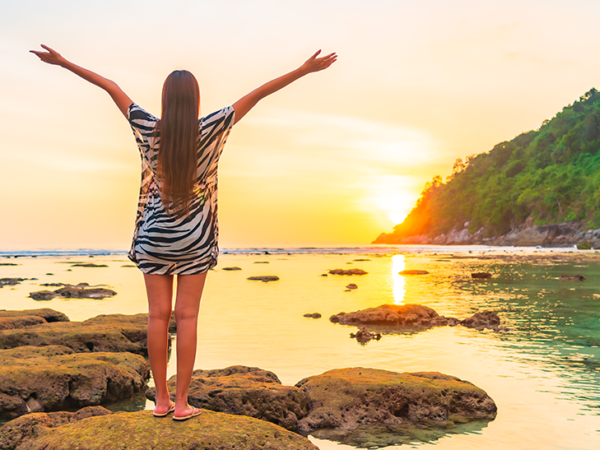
top-left (0, 406), bottom-right (111, 450)
top-left (146, 366), bottom-right (310, 432)
top-left (29, 285), bottom-right (117, 301)
top-left (0, 313), bottom-right (166, 355)
top-left (14, 410), bottom-right (318, 450)
top-left (0, 345), bottom-right (148, 419)
top-left (296, 368), bottom-right (497, 447)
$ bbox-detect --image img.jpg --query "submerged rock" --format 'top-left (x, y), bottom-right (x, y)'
top-left (560, 274), bottom-right (585, 281)
top-left (329, 269), bottom-right (368, 275)
top-left (247, 276), bottom-right (280, 282)
top-left (0, 406), bottom-right (111, 450)
top-left (71, 263), bottom-right (108, 268)
top-left (0, 346), bottom-right (148, 419)
top-left (350, 326), bottom-right (381, 343)
top-left (146, 366), bottom-right (310, 432)
top-left (461, 311), bottom-right (501, 329)
top-left (399, 270), bottom-right (429, 275)
top-left (346, 283), bottom-right (358, 289)
top-left (222, 266), bottom-right (242, 271)
top-left (296, 368), bottom-right (497, 447)
top-left (11, 410), bottom-right (317, 450)
top-left (471, 272), bottom-right (492, 279)
top-left (0, 312), bottom-right (159, 355)
top-left (303, 313), bottom-right (322, 319)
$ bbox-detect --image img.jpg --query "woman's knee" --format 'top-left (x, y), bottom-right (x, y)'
top-left (174, 306), bottom-right (199, 323)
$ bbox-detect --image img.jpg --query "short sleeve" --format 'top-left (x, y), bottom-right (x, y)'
top-left (201, 106), bottom-right (235, 142)
top-left (128, 103), bottom-right (159, 162)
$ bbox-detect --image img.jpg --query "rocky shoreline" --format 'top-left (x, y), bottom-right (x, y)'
top-left (374, 219), bottom-right (600, 247)
top-left (0, 307), bottom-right (498, 449)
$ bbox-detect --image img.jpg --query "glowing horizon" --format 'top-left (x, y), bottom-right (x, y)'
top-left (2, 0), bottom-right (600, 250)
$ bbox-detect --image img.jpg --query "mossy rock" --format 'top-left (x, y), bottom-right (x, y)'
top-left (296, 368), bottom-right (497, 447)
top-left (146, 366), bottom-right (310, 432)
top-left (17, 410), bottom-right (318, 450)
top-left (0, 406), bottom-right (111, 450)
top-left (0, 313), bottom-right (171, 355)
top-left (0, 309), bottom-right (69, 323)
top-left (0, 346), bottom-right (148, 419)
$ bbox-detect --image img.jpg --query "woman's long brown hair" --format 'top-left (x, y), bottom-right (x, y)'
top-left (156, 70), bottom-right (200, 217)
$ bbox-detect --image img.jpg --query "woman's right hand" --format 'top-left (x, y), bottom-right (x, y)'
top-left (300, 50), bottom-right (338, 74)
top-left (30, 45), bottom-right (67, 67)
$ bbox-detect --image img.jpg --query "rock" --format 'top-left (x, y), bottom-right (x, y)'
top-left (121, 264), bottom-right (136, 267)
top-left (0, 312), bottom-right (160, 355)
top-left (353, 259), bottom-right (371, 261)
top-left (303, 313), bottom-right (322, 319)
top-left (146, 366), bottom-right (310, 432)
top-left (329, 304), bottom-right (501, 331)
top-left (330, 304), bottom-right (441, 327)
top-left (71, 263), bottom-right (108, 268)
top-left (0, 316), bottom-right (46, 330)
top-left (30, 285), bottom-right (117, 300)
top-left (460, 311), bottom-right (501, 329)
top-left (0, 308), bottom-right (69, 323)
top-left (0, 346), bottom-right (148, 419)
top-left (577, 242), bottom-right (592, 250)
top-left (0, 278), bottom-right (25, 288)
top-left (254, 261), bottom-right (270, 264)
top-left (13, 409), bottom-right (317, 450)
top-left (471, 272), bottom-right (492, 279)
top-left (345, 283), bottom-right (358, 289)
top-left (222, 267), bottom-right (242, 271)
top-left (39, 283), bottom-right (64, 287)
top-left (560, 274), bottom-right (585, 281)
top-left (399, 270), bottom-right (429, 275)
top-left (349, 326), bottom-right (381, 343)
top-left (296, 368), bottom-right (497, 447)
top-left (320, 273), bottom-right (328, 276)
top-left (0, 263), bottom-right (18, 266)
top-left (0, 406), bottom-right (111, 450)
top-left (329, 269), bottom-right (368, 275)
top-left (247, 276), bottom-right (280, 282)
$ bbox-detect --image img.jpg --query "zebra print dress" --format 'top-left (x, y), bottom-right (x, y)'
top-left (127, 103), bottom-right (235, 275)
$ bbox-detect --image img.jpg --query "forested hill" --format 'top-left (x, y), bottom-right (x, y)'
top-left (374, 88), bottom-right (600, 244)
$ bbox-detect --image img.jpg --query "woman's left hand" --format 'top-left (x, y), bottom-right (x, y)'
top-left (30, 45), bottom-right (67, 67)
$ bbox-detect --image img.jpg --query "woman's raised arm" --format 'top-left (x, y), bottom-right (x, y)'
top-left (232, 50), bottom-right (337, 125)
top-left (30, 45), bottom-right (133, 117)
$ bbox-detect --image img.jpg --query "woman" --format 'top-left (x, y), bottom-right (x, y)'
top-left (31, 45), bottom-right (337, 421)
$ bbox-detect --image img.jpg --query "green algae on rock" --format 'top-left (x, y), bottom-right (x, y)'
top-left (16, 410), bottom-right (318, 450)
top-left (295, 367), bottom-right (497, 447)
top-left (0, 406), bottom-right (111, 450)
top-left (0, 313), bottom-right (158, 355)
top-left (0, 346), bottom-right (148, 419)
top-left (0, 308), bottom-right (69, 323)
top-left (146, 365), bottom-right (310, 432)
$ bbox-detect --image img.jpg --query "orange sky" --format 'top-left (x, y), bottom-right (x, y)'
top-left (2, 0), bottom-right (600, 250)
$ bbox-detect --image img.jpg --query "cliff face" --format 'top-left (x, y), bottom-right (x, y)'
top-left (374, 88), bottom-right (600, 246)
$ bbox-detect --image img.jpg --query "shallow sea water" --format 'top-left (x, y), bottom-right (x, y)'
top-left (1, 246), bottom-right (599, 449)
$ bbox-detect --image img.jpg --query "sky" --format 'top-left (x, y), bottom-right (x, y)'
top-left (2, 0), bottom-right (600, 250)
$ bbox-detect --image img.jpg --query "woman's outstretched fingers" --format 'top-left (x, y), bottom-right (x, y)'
top-left (30, 44), bottom-right (65, 66)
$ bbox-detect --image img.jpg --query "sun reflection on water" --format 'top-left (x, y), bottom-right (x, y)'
top-left (392, 254), bottom-right (406, 305)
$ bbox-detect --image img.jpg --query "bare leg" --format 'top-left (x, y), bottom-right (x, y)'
top-left (143, 273), bottom-right (175, 415)
top-left (173, 272), bottom-right (207, 417)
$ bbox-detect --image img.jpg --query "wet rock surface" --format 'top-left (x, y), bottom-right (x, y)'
top-left (0, 311), bottom-right (160, 355)
top-left (29, 284), bottom-right (117, 301)
top-left (330, 304), bottom-right (503, 332)
top-left (296, 368), bottom-right (497, 447)
top-left (560, 274), bottom-right (585, 281)
top-left (0, 346), bottom-right (148, 419)
top-left (0, 278), bottom-right (26, 288)
top-left (221, 266), bottom-right (242, 271)
top-left (247, 276), bottom-right (280, 282)
top-left (471, 272), bottom-right (492, 279)
top-left (11, 410), bottom-right (318, 450)
top-left (0, 406), bottom-right (111, 450)
top-left (70, 263), bottom-right (108, 268)
top-left (146, 366), bottom-right (310, 432)
top-left (399, 270), bottom-right (429, 275)
top-left (345, 283), bottom-right (358, 289)
top-left (303, 313), bottom-right (322, 319)
top-left (350, 326), bottom-right (381, 343)
top-left (0, 309), bottom-right (70, 331)
top-left (329, 269), bottom-right (368, 275)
